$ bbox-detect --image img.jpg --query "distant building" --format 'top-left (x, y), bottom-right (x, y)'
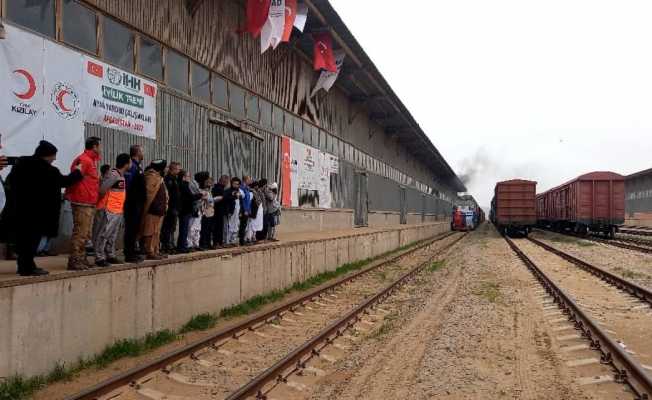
top-left (625, 168), bottom-right (652, 226)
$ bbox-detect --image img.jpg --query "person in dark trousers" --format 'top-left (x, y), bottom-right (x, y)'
top-left (0, 141), bottom-right (82, 276)
top-left (197, 173), bottom-right (214, 249)
top-left (160, 162), bottom-right (181, 254)
top-left (123, 145), bottom-right (146, 263)
top-left (177, 170), bottom-right (203, 253)
top-left (239, 175), bottom-right (253, 245)
top-left (211, 175), bottom-right (229, 247)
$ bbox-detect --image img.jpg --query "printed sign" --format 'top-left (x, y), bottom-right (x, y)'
top-left (285, 138), bottom-right (339, 208)
top-left (84, 57), bottom-right (157, 138)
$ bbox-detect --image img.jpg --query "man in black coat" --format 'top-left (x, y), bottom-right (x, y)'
top-left (211, 175), bottom-right (229, 247)
top-left (1, 141), bottom-right (82, 276)
top-left (123, 145), bottom-right (146, 263)
top-left (160, 162), bottom-right (181, 254)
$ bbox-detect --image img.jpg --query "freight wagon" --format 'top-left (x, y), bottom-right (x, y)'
top-left (536, 171), bottom-right (625, 237)
top-left (490, 179), bottom-right (537, 236)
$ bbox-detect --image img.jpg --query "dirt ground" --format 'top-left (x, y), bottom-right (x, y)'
top-left (298, 224), bottom-right (619, 400)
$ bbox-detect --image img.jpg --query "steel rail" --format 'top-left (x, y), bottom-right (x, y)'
top-left (537, 227), bottom-right (652, 255)
top-left (526, 237), bottom-right (652, 307)
top-left (225, 232), bottom-right (468, 400)
top-left (621, 228), bottom-right (652, 237)
top-left (614, 235), bottom-right (652, 248)
top-left (585, 234), bottom-right (652, 255)
top-left (65, 231), bottom-right (458, 400)
top-left (505, 236), bottom-right (652, 399)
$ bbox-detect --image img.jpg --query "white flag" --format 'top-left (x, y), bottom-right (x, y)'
top-left (311, 50), bottom-right (345, 97)
top-left (294, 4), bottom-right (309, 32)
top-left (261, 0), bottom-right (286, 53)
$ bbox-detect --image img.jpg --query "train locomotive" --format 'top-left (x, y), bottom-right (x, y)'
top-left (451, 194), bottom-right (485, 231)
top-left (536, 171), bottom-right (625, 238)
top-left (490, 179), bottom-right (537, 237)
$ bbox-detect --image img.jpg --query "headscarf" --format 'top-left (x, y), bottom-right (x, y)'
top-left (149, 159), bottom-right (167, 176)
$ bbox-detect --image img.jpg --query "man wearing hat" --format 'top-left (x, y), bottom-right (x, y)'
top-left (1, 141), bottom-right (82, 276)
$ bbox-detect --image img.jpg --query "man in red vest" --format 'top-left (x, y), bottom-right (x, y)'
top-left (65, 137), bottom-right (101, 270)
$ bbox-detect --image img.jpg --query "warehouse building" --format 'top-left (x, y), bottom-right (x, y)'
top-left (625, 168), bottom-right (652, 226)
top-left (1, 0), bottom-right (464, 236)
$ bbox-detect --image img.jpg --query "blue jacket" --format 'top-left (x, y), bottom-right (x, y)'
top-left (241, 184), bottom-right (252, 214)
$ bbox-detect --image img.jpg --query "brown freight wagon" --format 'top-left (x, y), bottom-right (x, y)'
top-left (536, 171), bottom-right (625, 237)
top-left (490, 179), bottom-right (537, 236)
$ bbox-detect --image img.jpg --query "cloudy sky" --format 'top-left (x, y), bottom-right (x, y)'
top-left (330, 0), bottom-right (652, 208)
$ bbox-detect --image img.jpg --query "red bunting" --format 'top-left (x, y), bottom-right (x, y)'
top-left (243, 0), bottom-right (271, 38)
top-left (282, 0), bottom-right (297, 42)
top-left (312, 32), bottom-right (337, 72)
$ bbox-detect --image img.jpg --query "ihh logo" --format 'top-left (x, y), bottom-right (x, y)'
top-left (107, 67), bottom-right (141, 92)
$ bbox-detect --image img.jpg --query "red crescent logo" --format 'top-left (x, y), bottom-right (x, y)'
top-left (13, 69), bottom-right (37, 100)
top-left (56, 90), bottom-right (72, 112)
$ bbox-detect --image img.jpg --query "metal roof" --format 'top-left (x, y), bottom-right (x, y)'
top-left (300, 0), bottom-right (466, 192)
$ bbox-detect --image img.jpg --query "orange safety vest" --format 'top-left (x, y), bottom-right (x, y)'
top-left (97, 169), bottom-right (126, 214)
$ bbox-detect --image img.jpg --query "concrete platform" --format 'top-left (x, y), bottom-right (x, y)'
top-left (0, 222), bottom-right (448, 377)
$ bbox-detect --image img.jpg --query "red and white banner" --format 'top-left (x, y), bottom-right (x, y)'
top-left (244, 0), bottom-right (271, 38)
top-left (313, 31), bottom-right (337, 72)
top-left (311, 50), bottom-right (345, 97)
top-left (42, 40), bottom-right (85, 171)
top-left (84, 57), bottom-right (157, 138)
top-left (0, 24), bottom-right (45, 162)
top-left (0, 24), bottom-right (158, 174)
top-left (282, 0), bottom-right (297, 42)
top-left (281, 136), bottom-right (292, 207)
top-left (260, 0), bottom-right (286, 53)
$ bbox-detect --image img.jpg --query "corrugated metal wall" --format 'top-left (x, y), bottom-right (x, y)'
top-left (87, 89), bottom-right (451, 219)
top-left (87, 89), bottom-right (281, 183)
top-left (626, 174), bottom-right (652, 216)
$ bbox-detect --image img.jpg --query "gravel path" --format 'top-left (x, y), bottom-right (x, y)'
top-left (305, 224), bottom-right (596, 400)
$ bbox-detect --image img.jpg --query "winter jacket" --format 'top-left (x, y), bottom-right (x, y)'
top-left (164, 174), bottom-right (181, 213)
top-left (179, 180), bottom-right (203, 217)
top-left (241, 184), bottom-right (252, 214)
top-left (224, 187), bottom-right (244, 216)
top-left (97, 168), bottom-right (126, 214)
top-left (211, 183), bottom-right (226, 216)
top-left (0, 156), bottom-right (82, 240)
top-left (264, 188), bottom-right (281, 215)
top-left (124, 158), bottom-right (145, 212)
top-left (65, 149), bottom-right (100, 206)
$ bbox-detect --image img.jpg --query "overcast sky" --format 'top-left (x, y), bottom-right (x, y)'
top-left (330, 0), bottom-right (652, 208)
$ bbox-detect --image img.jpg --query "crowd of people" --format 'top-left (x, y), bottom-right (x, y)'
top-left (0, 138), bottom-right (281, 277)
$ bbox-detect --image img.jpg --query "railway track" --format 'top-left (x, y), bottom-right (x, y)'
top-left (505, 235), bottom-right (652, 399)
top-left (65, 231), bottom-right (466, 400)
top-left (537, 228), bottom-right (652, 255)
top-left (620, 227), bottom-right (652, 237)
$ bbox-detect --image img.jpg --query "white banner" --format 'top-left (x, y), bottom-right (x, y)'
top-left (84, 57), bottom-right (157, 139)
top-left (43, 40), bottom-right (85, 171)
top-left (289, 139), bottom-right (338, 208)
top-left (261, 0), bottom-right (286, 53)
top-left (0, 24), bottom-right (45, 161)
top-left (0, 24), bottom-right (158, 175)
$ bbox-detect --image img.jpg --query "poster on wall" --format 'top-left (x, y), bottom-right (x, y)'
top-left (43, 40), bottom-right (85, 171)
top-left (0, 24), bottom-right (45, 164)
top-left (84, 57), bottom-right (157, 139)
top-left (281, 136), bottom-right (339, 209)
top-left (0, 24), bottom-right (158, 177)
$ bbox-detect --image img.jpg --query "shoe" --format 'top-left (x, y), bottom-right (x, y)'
top-left (176, 248), bottom-right (190, 254)
top-left (67, 263), bottom-right (88, 271)
top-left (106, 257), bottom-right (123, 264)
top-left (125, 255), bottom-right (144, 264)
top-left (18, 267), bottom-right (50, 276)
top-left (85, 248), bottom-right (96, 257)
top-left (95, 260), bottom-right (110, 267)
top-left (81, 257), bottom-right (93, 267)
top-left (36, 251), bottom-right (47, 257)
top-left (146, 254), bottom-right (166, 261)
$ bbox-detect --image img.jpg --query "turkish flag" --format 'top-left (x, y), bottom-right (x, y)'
top-left (282, 0), bottom-right (297, 42)
top-left (244, 0), bottom-right (271, 38)
top-left (313, 32), bottom-right (337, 72)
